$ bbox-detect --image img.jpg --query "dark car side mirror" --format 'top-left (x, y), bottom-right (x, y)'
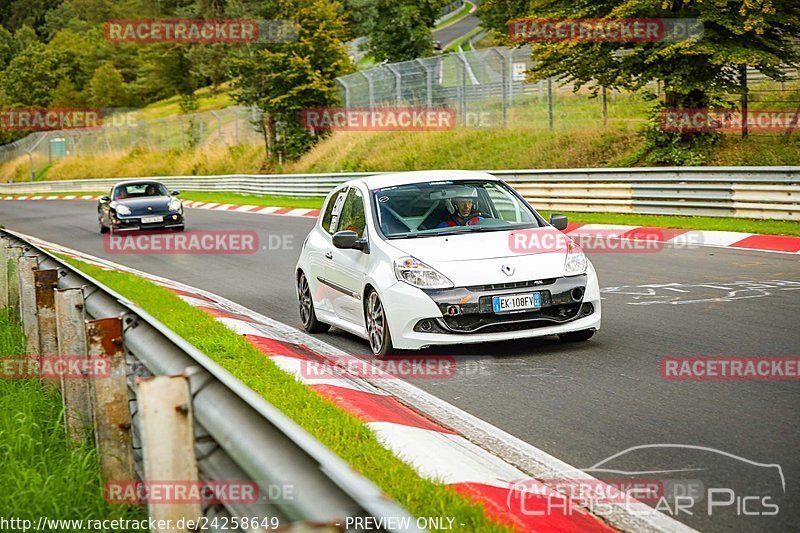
top-left (549, 214), bottom-right (568, 231)
top-left (100, 195), bottom-right (110, 202)
top-left (332, 230), bottom-right (368, 252)
top-left (171, 190), bottom-right (180, 196)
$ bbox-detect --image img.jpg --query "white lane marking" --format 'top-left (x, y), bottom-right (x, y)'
top-left (367, 421), bottom-right (524, 485)
top-left (215, 317), bottom-right (265, 336)
top-left (256, 206), bottom-right (281, 214)
top-left (199, 202), bottom-right (219, 209)
top-left (234, 205), bottom-right (259, 212)
top-left (602, 280), bottom-right (800, 305)
top-left (215, 204), bottom-right (234, 210)
top-left (287, 208), bottom-right (312, 217)
top-left (671, 230), bottom-right (755, 247)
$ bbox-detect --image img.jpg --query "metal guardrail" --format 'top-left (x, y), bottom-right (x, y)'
top-left (0, 229), bottom-right (420, 532)
top-left (1, 167), bottom-right (798, 220)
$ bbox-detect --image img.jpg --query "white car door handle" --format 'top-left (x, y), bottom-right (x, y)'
top-left (325, 251), bottom-right (333, 260)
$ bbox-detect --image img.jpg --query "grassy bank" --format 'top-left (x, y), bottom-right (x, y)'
top-left (58, 258), bottom-right (509, 532)
top-left (0, 309), bottom-right (145, 529)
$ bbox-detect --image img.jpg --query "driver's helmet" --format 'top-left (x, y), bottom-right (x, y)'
top-left (448, 185), bottom-right (479, 216)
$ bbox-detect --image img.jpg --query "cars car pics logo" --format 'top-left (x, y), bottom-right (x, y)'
top-left (300, 107), bottom-right (457, 132)
top-left (103, 230), bottom-right (259, 254)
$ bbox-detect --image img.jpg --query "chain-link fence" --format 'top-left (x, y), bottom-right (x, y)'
top-left (0, 106), bottom-right (262, 182)
top-left (336, 45), bottom-right (800, 132)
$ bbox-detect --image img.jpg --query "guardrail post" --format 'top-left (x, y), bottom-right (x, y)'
top-left (0, 237), bottom-right (8, 309)
top-left (86, 317), bottom-right (135, 485)
top-left (547, 77), bottom-right (554, 131)
top-left (55, 288), bottom-right (93, 444)
top-left (18, 256), bottom-right (40, 355)
top-left (137, 375), bottom-right (202, 526)
top-left (35, 269), bottom-right (60, 387)
top-left (6, 246), bottom-right (23, 315)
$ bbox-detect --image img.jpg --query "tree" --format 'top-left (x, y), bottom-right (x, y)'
top-left (88, 63), bottom-right (128, 108)
top-left (512, 0), bottom-right (800, 163)
top-left (228, 0), bottom-right (352, 161)
top-left (0, 25), bottom-right (14, 70)
top-left (367, 0), bottom-right (446, 62)
top-left (0, 42), bottom-right (70, 105)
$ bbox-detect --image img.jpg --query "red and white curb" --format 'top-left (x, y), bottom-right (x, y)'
top-left (13, 230), bottom-right (696, 533)
top-left (0, 195), bottom-right (320, 219)
top-left (2, 195), bottom-right (798, 254)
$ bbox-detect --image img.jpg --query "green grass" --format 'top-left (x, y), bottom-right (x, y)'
top-left (177, 191), bottom-right (325, 209)
top-left (0, 308), bottom-right (145, 529)
top-left (540, 211), bottom-right (800, 236)
top-left (57, 257), bottom-right (510, 532)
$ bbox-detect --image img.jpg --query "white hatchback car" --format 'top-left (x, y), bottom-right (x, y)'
top-left (295, 170), bottom-right (601, 357)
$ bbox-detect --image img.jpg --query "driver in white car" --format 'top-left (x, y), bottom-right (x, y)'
top-left (436, 186), bottom-right (484, 228)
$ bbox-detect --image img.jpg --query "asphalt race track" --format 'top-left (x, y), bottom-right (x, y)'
top-left (2, 200), bottom-right (798, 532)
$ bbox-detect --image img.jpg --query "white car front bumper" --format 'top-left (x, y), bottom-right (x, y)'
top-left (380, 273), bottom-right (601, 351)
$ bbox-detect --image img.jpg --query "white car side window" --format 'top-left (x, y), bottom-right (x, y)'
top-left (329, 189), bottom-right (348, 234)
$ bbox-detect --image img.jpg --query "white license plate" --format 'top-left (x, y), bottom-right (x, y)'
top-left (141, 216), bottom-right (163, 224)
top-left (492, 292), bottom-right (541, 313)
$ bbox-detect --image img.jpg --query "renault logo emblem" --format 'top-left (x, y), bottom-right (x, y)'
top-left (501, 264), bottom-right (514, 276)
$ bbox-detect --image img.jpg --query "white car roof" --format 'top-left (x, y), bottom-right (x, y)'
top-left (351, 170), bottom-right (498, 190)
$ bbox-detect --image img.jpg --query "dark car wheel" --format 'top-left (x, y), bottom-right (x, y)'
top-left (365, 289), bottom-right (394, 358)
top-left (297, 271), bottom-right (329, 333)
top-left (558, 329), bottom-right (595, 342)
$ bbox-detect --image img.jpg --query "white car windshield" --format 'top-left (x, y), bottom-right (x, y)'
top-left (372, 180), bottom-right (543, 238)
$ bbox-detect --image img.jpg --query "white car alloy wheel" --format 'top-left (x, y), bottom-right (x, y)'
top-left (366, 290), bottom-right (392, 357)
top-left (297, 272), bottom-right (329, 333)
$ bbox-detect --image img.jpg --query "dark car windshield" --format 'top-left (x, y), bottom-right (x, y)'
top-left (372, 179), bottom-right (543, 238)
top-left (113, 182), bottom-right (169, 200)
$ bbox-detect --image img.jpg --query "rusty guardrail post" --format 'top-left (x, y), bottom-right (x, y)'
top-left (18, 256), bottom-right (40, 355)
top-left (86, 316), bottom-right (135, 485)
top-left (137, 375), bottom-right (202, 526)
top-left (56, 288), bottom-right (93, 444)
top-left (6, 246), bottom-right (23, 315)
top-left (0, 237), bottom-right (8, 309)
top-left (35, 269), bottom-right (59, 388)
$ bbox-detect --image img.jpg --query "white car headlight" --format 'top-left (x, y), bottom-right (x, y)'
top-left (115, 205), bottom-right (131, 216)
top-left (168, 198), bottom-right (182, 212)
top-left (394, 256), bottom-right (453, 289)
top-left (564, 239), bottom-right (587, 276)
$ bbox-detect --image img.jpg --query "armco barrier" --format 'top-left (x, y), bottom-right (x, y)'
top-left (0, 230), bottom-right (420, 531)
top-left (1, 166), bottom-right (798, 220)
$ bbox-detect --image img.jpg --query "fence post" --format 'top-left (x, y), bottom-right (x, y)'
top-left (86, 317), bottom-right (135, 486)
top-left (137, 375), bottom-right (202, 525)
top-left (18, 256), bottom-right (40, 355)
top-left (7, 246), bottom-right (23, 314)
top-left (601, 86), bottom-right (608, 127)
top-left (547, 77), bottom-right (554, 131)
top-left (55, 288), bottom-right (93, 444)
top-left (34, 269), bottom-right (60, 387)
top-left (0, 237), bottom-right (8, 309)
top-left (740, 64), bottom-right (748, 138)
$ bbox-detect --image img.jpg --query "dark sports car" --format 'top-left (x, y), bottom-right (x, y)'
top-left (98, 180), bottom-right (185, 233)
